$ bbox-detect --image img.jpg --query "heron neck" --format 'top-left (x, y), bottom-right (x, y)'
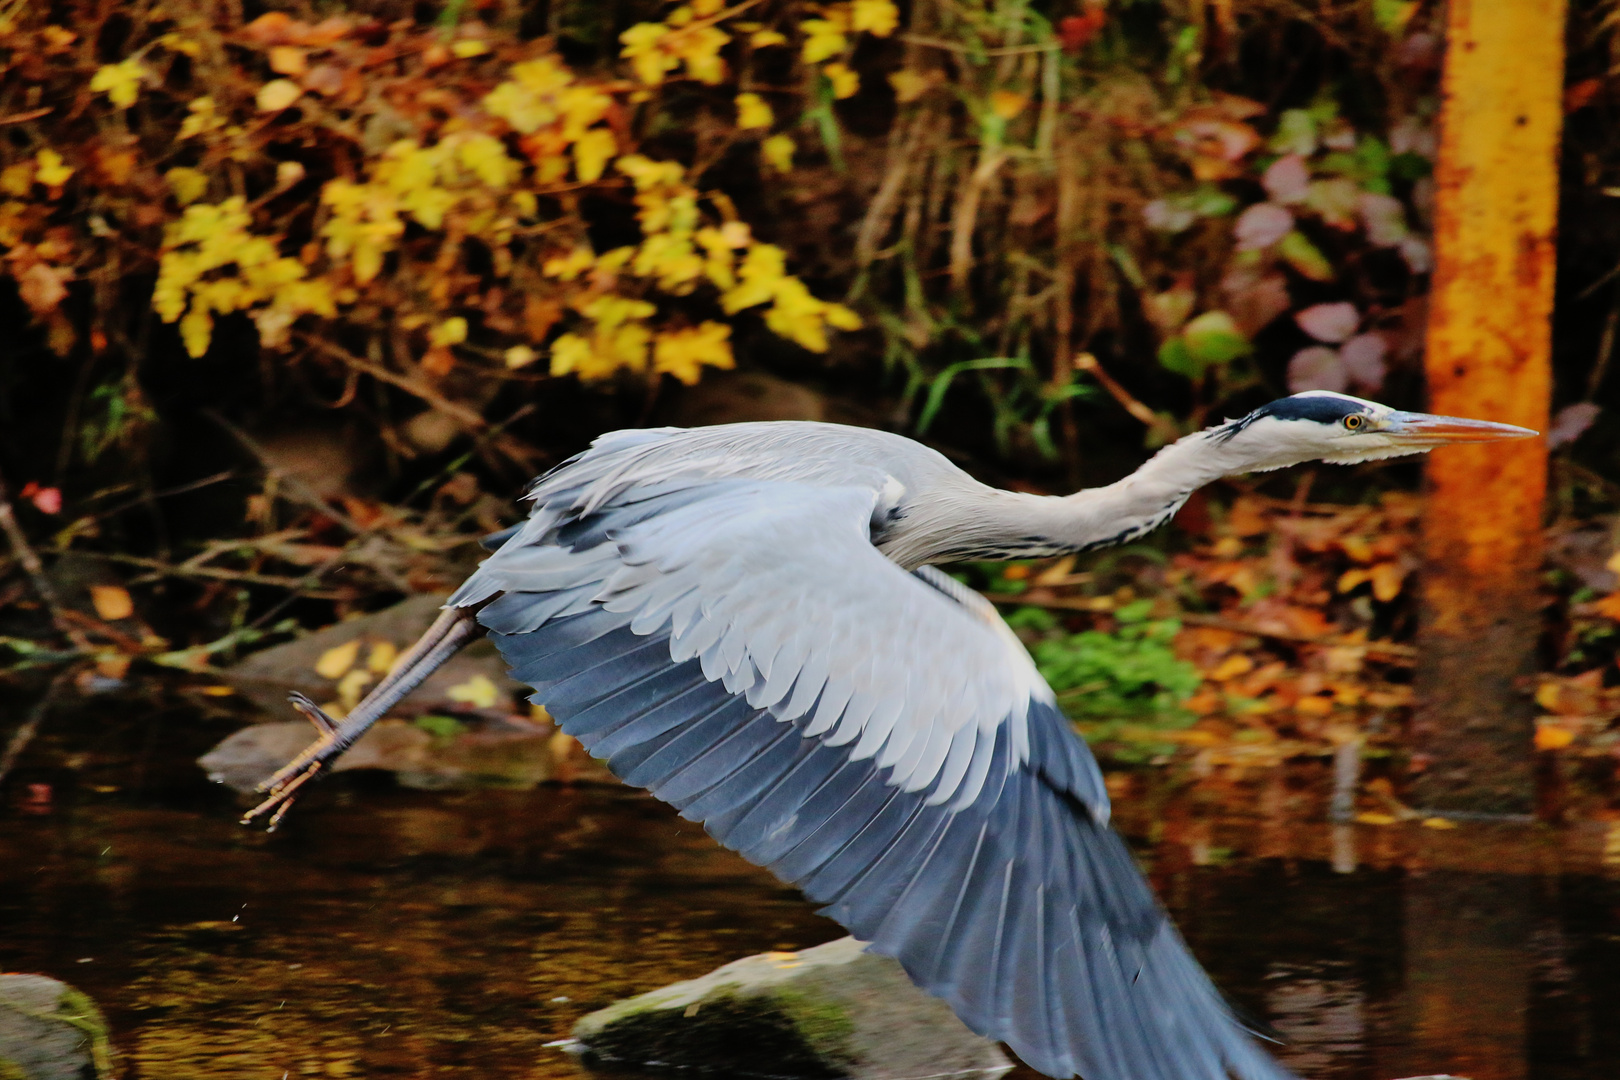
top-left (1046, 430), bottom-right (1234, 551)
top-left (907, 429), bottom-right (1234, 564)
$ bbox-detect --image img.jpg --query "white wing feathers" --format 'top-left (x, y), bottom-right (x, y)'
top-left (458, 478), bottom-right (1057, 810)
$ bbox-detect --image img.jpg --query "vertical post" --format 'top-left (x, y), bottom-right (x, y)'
top-left (1414, 0), bottom-right (1565, 815)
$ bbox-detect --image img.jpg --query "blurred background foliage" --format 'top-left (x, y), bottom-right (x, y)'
top-left (3, 0), bottom-right (1620, 763)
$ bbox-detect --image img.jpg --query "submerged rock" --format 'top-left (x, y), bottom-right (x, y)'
top-left (198, 714), bottom-right (565, 792)
top-left (571, 937), bottom-right (1011, 1080)
top-left (0, 974), bottom-right (113, 1080)
top-left (218, 592), bottom-right (521, 717)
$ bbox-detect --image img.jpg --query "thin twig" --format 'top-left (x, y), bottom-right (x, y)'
top-left (75, 550), bottom-right (347, 591)
top-left (0, 470), bottom-right (93, 651)
top-left (0, 670), bottom-right (74, 787)
top-left (1071, 352), bottom-right (1161, 428)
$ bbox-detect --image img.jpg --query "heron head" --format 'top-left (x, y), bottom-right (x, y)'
top-left (1209, 391), bottom-right (1538, 472)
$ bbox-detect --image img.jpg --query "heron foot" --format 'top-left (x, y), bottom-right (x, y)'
top-left (240, 694), bottom-right (346, 831)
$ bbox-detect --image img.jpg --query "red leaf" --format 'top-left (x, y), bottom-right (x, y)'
top-left (1057, 10), bottom-right (1107, 53)
top-left (1294, 301), bottom-right (1360, 343)
top-left (1233, 203), bottom-right (1293, 250)
top-left (1287, 346), bottom-right (1347, 393)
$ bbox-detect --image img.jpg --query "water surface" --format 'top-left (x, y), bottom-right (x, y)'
top-left (3, 690), bottom-right (1617, 1080)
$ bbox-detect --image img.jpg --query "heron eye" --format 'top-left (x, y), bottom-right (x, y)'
top-left (1343, 414), bottom-right (1366, 431)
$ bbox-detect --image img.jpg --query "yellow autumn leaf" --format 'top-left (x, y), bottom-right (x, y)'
top-left (620, 22), bottom-right (678, 85)
top-left (1420, 817), bottom-right (1459, 830)
top-left (653, 321), bottom-right (735, 384)
top-left (761, 133), bottom-right (795, 174)
top-left (989, 89), bottom-right (1029, 119)
top-left (89, 585), bottom-right (134, 621)
top-left (367, 641), bottom-right (399, 674)
top-left (179, 97), bottom-right (224, 139)
top-left (337, 668), bottom-right (373, 708)
top-left (1207, 654), bottom-right (1254, 682)
top-left (314, 639), bottom-right (361, 679)
top-left (505, 344), bottom-right (539, 369)
top-left (452, 39), bottom-right (490, 57)
top-left (751, 29), bottom-right (788, 47)
top-left (257, 79), bottom-right (302, 112)
top-left (165, 167), bottom-right (209, 206)
top-left (1353, 811), bottom-right (1397, 826)
top-left (543, 247), bottom-right (596, 280)
top-left (823, 62), bottom-right (859, 99)
top-left (0, 161), bottom-right (33, 196)
top-left (735, 92), bottom-right (773, 130)
top-left (431, 317), bottom-right (468, 347)
top-left (801, 16), bottom-right (848, 63)
top-left (90, 59), bottom-right (146, 108)
top-left (851, 0), bottom-right (900, 36)
top-left (447, 674), bottom-right (500, 708)
top-left (34, 149), bottom-right (73, 188)
top-left (573, 128), bottom-right (617, 183)
top-left (888, 69), bottom-right (931, 102)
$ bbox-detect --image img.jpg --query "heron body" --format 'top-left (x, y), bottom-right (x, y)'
top-left (248, 391), bottom-right (1533, 1080)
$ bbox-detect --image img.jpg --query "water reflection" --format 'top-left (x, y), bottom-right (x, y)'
top-left (2, 696), bottom-right (1618, 1079)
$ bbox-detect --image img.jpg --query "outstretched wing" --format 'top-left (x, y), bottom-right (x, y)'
top-left (451, 476), bottom-right (1291, 1080)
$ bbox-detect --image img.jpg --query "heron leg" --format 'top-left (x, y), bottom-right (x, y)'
top-left (241, 605), bottom-right (483, 830)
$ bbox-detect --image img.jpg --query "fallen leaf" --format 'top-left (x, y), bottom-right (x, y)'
top-left (338, 668), bottom-right (372, 708)
top-left (314, 639), bottom-right (360, 679)
top-left (367, 641), bottom-right (398, 673)
top-left (269, 46), bottom-right (307, 76)
top-left (1420, 817), bottom-right (1459, 830)
top-left (89, 585), bottom-right (134, 621)
top-left (1208, 654), bottom-right (1255, 681)
top-left (1534, 724), bottom-right (1576, 751)
top-left (1369, 561), bottom-right (1405, 602)
top-left (447, 674), bottom-right (500, 709)
top-left (257, 79), bottom-right (302, 112)
top-left (1354, 811), bottom-right (1398, 826)
top-left (18, 264), bottom-right (69, 315)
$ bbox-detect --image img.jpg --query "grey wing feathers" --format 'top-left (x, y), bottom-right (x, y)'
top-left (452, 431), bottom-right (1294, 1080)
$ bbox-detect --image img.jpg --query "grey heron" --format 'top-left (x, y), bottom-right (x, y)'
top-left (244, 390), bottom-right (1533, 1080)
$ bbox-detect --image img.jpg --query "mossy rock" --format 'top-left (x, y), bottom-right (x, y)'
top-left (571, 937), bottom-right (1010, 1080)
top-left (0, 975), bottom-right (113, 1080)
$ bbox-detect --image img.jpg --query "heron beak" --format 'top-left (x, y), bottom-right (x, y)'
top-left (1380, 411), bottom-right (1540, 446)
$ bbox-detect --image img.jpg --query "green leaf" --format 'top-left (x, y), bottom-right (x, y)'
top-left (1270, 109), bottom-right (1317, 156)
top-left (916, 357), bottom-right (1030, 434)
top-left (1156, 336), bottom-right (1195, 376)
top-left (1182, 311), bottom-right (1251, 366)
top-left (1278, 230), bottom-right (1335, 281)
top-left (414, 714), bottom-right (467, 739)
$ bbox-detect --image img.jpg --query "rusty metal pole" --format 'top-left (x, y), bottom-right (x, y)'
top-left (1413, 0), bottom-right (1565, 815)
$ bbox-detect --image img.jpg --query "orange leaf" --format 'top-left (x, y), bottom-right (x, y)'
top-left (1369, 561), bottom-right (1406, 602)
top-left (270, 46), bottom-right (308, 76)
top-left (1534, 724), bottom-right (1576, 751)
top-left (89, 585), bottom-right (134, 621)
top-left (1595, 591), bottom-right (1620, 622)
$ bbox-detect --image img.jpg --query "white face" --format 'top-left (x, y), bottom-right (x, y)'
top-left (1214, 391), bottom-right (1538, 472)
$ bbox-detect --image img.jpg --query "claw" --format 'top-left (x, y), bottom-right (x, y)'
top-left (239, 605), bottom-right (484, 831)
top-left (289, 692), bottom-right (340, 734)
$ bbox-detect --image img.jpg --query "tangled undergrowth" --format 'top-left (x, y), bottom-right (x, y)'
top-left (965, 485), bottom-right (1620, 820)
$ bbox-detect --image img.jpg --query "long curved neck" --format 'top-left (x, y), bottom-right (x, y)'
top-left (892, 429), bottom-right (1242, 566)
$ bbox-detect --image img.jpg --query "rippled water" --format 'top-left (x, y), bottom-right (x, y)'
top-left (3, 689), bottom-right (1618, 1080)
